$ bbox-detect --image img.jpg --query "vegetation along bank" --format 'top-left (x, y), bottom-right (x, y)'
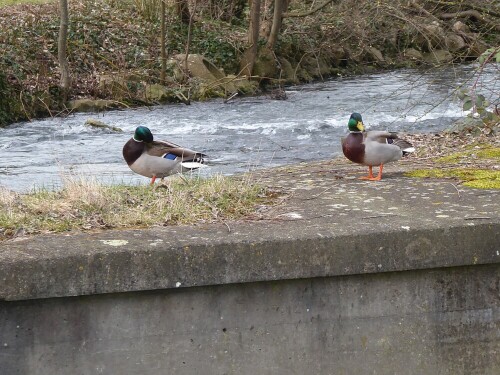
top-left (1, 0), bottom-right (499, 126)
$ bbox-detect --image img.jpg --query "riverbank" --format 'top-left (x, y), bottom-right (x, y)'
top-left (1, 63), bottom-right (499, 242)
top-left (1, 126), bottom-right (499, 242)
top-left (1, 0), bottom-right (499, 126)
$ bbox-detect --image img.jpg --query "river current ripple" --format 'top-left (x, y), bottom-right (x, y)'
top-left (0, 64), bottom-right (498, 192)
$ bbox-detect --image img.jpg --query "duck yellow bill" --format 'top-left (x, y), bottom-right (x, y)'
top-left (357, 121), bottom-right (365, 131)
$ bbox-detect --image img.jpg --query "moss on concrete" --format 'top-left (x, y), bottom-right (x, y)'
top-left (436, 147), bottom-right (500, 163)
top-left (405, 168), bottom-right (500, 189)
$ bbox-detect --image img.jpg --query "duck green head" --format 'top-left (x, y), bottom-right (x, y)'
top-left (133, 126), bottom-right (154, 143)
top-left (348, 113), bottom-right (364, 132)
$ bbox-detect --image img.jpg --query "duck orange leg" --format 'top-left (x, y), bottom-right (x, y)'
top-left (360, 164), bottom-right (383, 181)
top-left (359, 166), bottom-right (375, 180)
top-left (373, 164), bottom-right (383, 181)
top-left (150, 175), bottom-right (157, 185)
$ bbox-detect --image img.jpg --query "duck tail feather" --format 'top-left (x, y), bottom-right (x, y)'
top-left (391, 139), bottom-right (414, 150)
top-left (402, 146), bottom-right (415, 156)
top-left (180, 161), bottom-right (205, 170)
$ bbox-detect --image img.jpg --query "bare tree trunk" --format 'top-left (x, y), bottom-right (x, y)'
top-left (184, 0), bottom-right (197, 72)
top-left (243, 0), bottom-right (261, 76)
top-left (267, 0), bottom-right (289, 50)
top-left (58, 0), bottom-right (70, 101)
top-left (160, 0), bottom-right (166, 84)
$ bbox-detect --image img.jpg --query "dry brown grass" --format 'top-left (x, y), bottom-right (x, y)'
top-left (0, 173), bottom-right (277, 241)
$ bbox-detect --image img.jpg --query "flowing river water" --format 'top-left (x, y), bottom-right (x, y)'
top-left (0, 64), bottom-right (498, 192)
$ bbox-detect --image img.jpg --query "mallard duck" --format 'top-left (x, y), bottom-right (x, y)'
top-left (123, 126), bottom-right (206, 184)
top-left (341, 113), bottom-right (415, 181)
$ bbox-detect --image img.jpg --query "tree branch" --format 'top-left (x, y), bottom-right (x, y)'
top-left (283, 0), bottom-right (338, 18)
top-left (425, 0), bottom-right (500, 19)
top-left (439, 10), bottom-right (500, 31)
top-left (408, 0), bottom-right (442, 24)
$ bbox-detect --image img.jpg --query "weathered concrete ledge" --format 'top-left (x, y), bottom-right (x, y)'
top-left (2, 220), bottom-right (499, 302)
top-left (1, 160), bottom-right (499, 301)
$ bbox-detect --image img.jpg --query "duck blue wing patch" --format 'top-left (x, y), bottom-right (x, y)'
top-left (163, 153), bottom-right (178, 160)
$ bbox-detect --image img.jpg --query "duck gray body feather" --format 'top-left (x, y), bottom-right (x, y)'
top-left (362, 131), bottom-right (407, 166)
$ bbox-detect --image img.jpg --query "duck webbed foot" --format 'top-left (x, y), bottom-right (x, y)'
top-left (359, 166), bottom-right (375, 180)
top-left (359, 165), bottom-right (384, 181)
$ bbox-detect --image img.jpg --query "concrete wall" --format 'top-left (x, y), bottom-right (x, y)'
top-left (1, 263), bottom-right (499, 375)
top-left (1, 174), bottom-right (499, 375)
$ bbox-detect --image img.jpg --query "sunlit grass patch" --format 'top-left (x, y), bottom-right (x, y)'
top-left (405, 168), bottom-right (500, 189)
top-left (0, 174), bottom-right (276, 241)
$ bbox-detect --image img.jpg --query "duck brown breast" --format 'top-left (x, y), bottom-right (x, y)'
top-left (342, 132), bottom-right (365, 164)
top-left (123, 139), bottom-right (145, 166)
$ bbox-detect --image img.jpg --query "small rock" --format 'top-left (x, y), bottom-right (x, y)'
top-left (423, 49), bottom-right (453, 65)
top-left (366, 47), bottom-right (385, 64)
top-left (404, 48), bottom-right (423, 60)
top-left (445, 33), bottom-right (466, 52)
top-left (85, 118), bottom-right (123, 132)
top-left (452, 21), bottom-right (470, 33)
top-left (68, 99), bottom-right (119, 113)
